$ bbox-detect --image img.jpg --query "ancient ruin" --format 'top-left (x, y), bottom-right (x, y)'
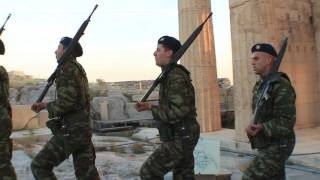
top-left (178, 0), bottom-right (222, 132)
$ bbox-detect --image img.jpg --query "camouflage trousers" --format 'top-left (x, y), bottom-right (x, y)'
top-left (31, 134), bottom-right (100, 180)
top-left (140, 137), bottom-right (198, 180)
top-left (0, 139), bottom-right (17, 180)
top-left (0, 107), bottom-right (17, 180)
top-left (242, 144), bottom-right (294, 180)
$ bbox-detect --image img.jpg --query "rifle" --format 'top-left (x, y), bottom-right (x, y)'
top-left (140, 13), bottom-right (213, 102)
top-left (35, 5), bottom-right (98, 103)
top-left (249, 37), bottom-right (288, 149)
top-left (0, 13), bottom-right (11, 36)
top-left (0, 14), bottom-right (11, 55)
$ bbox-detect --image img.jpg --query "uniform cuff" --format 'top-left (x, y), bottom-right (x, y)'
top-left (150, 105), bottom-right (159, 120)
top-left (262, 122), bottom-right (272, 137)
top-left (47, 102), bottom-right (56, 119)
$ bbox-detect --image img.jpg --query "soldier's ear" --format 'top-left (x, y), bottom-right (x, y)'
top-left (166, 49), bottom-right (174, 58)
top-left (267, 55), bottom-right (274, 65)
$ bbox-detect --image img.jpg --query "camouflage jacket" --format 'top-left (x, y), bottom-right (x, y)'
top-left (46, 59), bottom-right (92, 144)
top-left (151, 64), bottom-right (200, 142)
top-left (252, 72), bottom-right (296, 148)
top-left (0, 65), bottom-right (12, 142)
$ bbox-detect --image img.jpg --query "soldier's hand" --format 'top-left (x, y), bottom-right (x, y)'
top-left (245, 124), bottom-right (255, 137)
top-left (246, 124), bottom-right (263, 136)
top-left (31, 102), bottom-right (47, 113)
top-left (135, 102), bottom-right (152, 112)
top-left (251, 124), bottom-right (263, 135)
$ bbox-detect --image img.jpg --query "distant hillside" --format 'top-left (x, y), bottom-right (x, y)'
top-left (8, 71), bottom-right (44, 89)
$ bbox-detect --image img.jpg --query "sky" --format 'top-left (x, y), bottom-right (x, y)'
top-left (0, 0), bottom-right (233, 83)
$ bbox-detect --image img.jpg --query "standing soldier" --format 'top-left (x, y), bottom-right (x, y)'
top-left (135, 36), bottom-right (200, 180)
top-left (243, 43), bottom-right (296, 180)
top-left (31, 37), bottom-right (100, 180)
top-left (0, 39), bottom-right (17, 180)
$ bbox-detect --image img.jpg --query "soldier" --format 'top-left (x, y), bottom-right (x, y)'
top-left (31, 37), bottom-right (100, 180)
top-left (135, 36), bottom-right (200, 180)
top-left (0, 39), bottom-right (17, 179)
top-left (243, 43), bottom-right (296, 180)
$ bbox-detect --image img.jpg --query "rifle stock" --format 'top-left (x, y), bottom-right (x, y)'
top-left (36, 5), bottom-right (98, 103)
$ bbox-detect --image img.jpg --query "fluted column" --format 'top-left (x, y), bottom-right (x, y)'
top-left (178, 0), bottom-right (221, 132)
top-left (312, 0), bottom-right (320, 83)
top-left (230, 0), bottom-right (320, 142)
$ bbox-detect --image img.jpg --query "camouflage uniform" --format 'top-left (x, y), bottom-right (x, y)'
top-left (0, 66), bottom-right (17, 180)
top-left (140, 64), bottom-right (200, 180)
top-left (31, 59), bottom-right (100, 180)
top-left (243, 72), bottom-right (296, 180)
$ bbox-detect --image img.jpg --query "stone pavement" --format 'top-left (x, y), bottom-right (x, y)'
top-left (202, 127), bottom-right (320, 179)
top-left (10, 127), bottom-right (320, 179)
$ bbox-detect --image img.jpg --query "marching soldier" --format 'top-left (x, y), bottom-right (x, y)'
top-left (0, 38), bottom-right (17, 179)
top-left (243, 43), bottom-right (296, 180)
top-left (135, 36), bottom-right (200, 180)
top-left (31, 37), bottom-right (100, 180)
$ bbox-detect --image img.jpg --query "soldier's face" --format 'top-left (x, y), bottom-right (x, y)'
top-left (251, 52), bottom-right (273, 76)
top-left (55, 44), bottom-right (64, 60)
top-left (153, 44), bottom-right (173, 66)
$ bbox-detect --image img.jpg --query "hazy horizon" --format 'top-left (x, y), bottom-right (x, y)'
top-left (7, 69), bottom-right (233, 84)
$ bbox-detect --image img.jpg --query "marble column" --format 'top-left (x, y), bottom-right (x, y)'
top-left (178, 0), bottom-right (221, 132)
top-left (311, 0), bottom-right (320, 83)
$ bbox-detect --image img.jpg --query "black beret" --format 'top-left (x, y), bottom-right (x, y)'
top-left (59, 37), bottom-right (83, 57)
top-left (0, 39), bottom-right (5, 55)
top-left (158, 35), bottom-right (181, 53)
top-left (251, 43), bottom-right (277, 57)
